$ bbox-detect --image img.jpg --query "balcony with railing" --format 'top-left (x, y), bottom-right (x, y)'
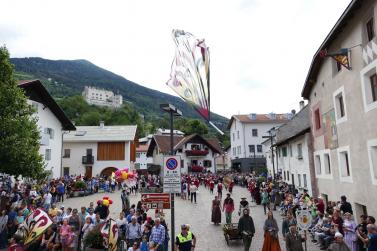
top-left (185, 149), bottom-right (209, 157)
top-left (82, 155), bottom-right (94, 165)
top-left (189, 165), bottom-right (204, 172)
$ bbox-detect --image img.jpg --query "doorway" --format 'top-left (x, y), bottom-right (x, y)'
top-left (85, 166), bottom-right (92, 178)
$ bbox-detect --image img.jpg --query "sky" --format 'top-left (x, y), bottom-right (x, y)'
top-left (1, 0), bottom-right (351, 119)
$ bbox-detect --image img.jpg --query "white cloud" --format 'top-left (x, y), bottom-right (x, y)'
top-left (1, 0), bottom-right (351, 118)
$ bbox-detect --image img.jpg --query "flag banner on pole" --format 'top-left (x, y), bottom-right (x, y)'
top-left (22, 208), bottom-right (53, 245)
top-left (101, 219), bottom-right (118, 251)
top-left (319, 48), bottom-right (350, 70)
top-left (167, 29), bottom-right (211, 121)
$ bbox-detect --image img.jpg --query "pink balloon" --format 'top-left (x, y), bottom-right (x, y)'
top-left (128, 173), bottom-right (134, 178)
top-left (124, 167), bottom-right (129, 172)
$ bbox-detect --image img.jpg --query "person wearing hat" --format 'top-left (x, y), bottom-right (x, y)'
top-left (238, 197), bottom-right (249, 216)
top-left (328, 232), bottom-right (351, 251)
top-left (175, 224), bottom-right (196, 251)
top-left (223, 193), bottom-right (235, 224)
top-left (238, 208), bottom-right (255, 251)
top-left (285, 223), bottom-right (305, 251)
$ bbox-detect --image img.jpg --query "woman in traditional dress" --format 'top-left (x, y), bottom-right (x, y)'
top-left (343, 212), bottom-right (358, 251)
top-left (262, 210), bottom-right (281, 251)
top-left (211, 196), bottom-right (222, 225)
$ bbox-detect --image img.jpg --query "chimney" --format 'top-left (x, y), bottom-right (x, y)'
top-left (291, 109), bottom-right (296, 115)
top-left (99, 121), bottom-right (105, 129)
top-left (299, 101), bottom-right (305, 110)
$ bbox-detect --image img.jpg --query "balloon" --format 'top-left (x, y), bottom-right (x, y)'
top-left (125, 167), bottom-right (129, 172)
top-left (128, 173), bottom-right (134, 179)
top-left (103, 200), bottom-right (109, 206)
top-left (122, 172), bottom-right (128, 180)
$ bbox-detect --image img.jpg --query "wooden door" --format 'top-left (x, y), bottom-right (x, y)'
top-left (85, 166), bottom-right (93, 178)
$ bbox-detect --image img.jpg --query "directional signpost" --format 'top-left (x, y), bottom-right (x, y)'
top-left (141, 193), bottom-right (171, 209)
top-left (163, 156), bottom-right (181, 193)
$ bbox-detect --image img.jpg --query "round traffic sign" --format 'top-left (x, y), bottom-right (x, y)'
top-left (166, 158), bottom-right (178, 170)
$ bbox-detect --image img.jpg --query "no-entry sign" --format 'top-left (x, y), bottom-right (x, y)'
top-left (141, 193), bottom-right (171, 209)
top-left (163, 156), bottom-right (181, 193)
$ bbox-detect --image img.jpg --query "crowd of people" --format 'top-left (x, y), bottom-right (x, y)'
top-left (1, 171), bottom-right (377, 251)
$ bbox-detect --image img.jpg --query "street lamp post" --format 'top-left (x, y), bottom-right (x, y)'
top-left (160, 104), bottom-right (182, 251)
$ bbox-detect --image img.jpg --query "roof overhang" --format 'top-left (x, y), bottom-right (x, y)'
top-left (19, 79), bottom-right (76, 131)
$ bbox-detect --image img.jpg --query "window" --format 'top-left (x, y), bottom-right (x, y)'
top-left (204, 160), bottom-right (212, 167)
top-left (249, 145), bottom-right (255, 153)
top-left (289, 145), bottom-right (292, 157)
top-left (278, 148), bottom-right (281, 157)
top-left (367, 18), bottom-right (375, 42)
top-left (333, 86), bottom-right (347, 123)
top-left (338, 147), bottom-right (351, 179)
top-left (298, 174), bottom-right (302, 187)
top-left (324, 153), bottom-right (331, 174)
top-left (370, 74), bottom-right (377, 102)
top-left (282, 147), bottom-right (287, 157)
top-left (252, 129), bottom-right (258, 137)
top-left (287, 171), bottom-right (290, 181)
top-left (303, 174), bottom-right (307, 188)
top-left (283, 171), bottom-right (286, 180)
top-left (297, 144), bottom-right (303, 159)
top-left (314, 109), bottom-right (321, 130)
top-left (368, 139), bottom-right (377, 182)
top-left (257, 145), bottom-right (262, 153)
top-left (63, 149), bottom-right (70, 158)
top-left (233, 147), bottom-right (236, 156)
top-left (44, 128), bottom-right (54, 139)
top-left (237, 131), bottom-right (240, 139)
top-left (45, 149), bottom-right (51, 161)
top-left (237, 146), bottom-right (241, 155)
top-left (232, 133), bottom-right (235, 141)
top-left (181, 160), bottom-right (184, 168)
top-left (87, 149), bottom-right (93, 156)
top-left (136, 153), bottom-right (141, 158)
top-left (63, 167), bottom-right (70, 176)
top-left (315, 155), bottom-right (321, 175)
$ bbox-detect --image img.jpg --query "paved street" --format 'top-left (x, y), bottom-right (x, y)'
top-left (61, 185), bottom-right (318, 251)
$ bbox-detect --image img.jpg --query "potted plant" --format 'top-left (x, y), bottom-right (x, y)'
top-left (74, 181), bottom-right (86, 197)
top-left (83, 226), bottom-right (105, 251)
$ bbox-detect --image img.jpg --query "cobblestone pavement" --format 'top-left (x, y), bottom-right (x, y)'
top-left (60, 185), bottom-right (319, 251)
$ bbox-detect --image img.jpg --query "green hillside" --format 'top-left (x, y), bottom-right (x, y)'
top-left (11, 57), bottom-right (229, 132)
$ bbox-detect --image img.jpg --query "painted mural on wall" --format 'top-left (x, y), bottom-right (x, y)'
top-left (322, 109), bottom-right (338, 149)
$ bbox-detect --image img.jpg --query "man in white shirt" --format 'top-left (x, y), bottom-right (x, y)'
top-left (43, 191), bottom-right (52, 211)
top-left (190, 182), bottom-right (198, 204)
top-left (116, 212), bottom-right (128, 239)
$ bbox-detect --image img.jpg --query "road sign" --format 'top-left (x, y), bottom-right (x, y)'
top-left (163, 156), bottom-right (181, 193)
top-left (141, 193), bottom-right (171, 209)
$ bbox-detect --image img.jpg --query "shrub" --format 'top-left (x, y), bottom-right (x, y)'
top-left (74, 181), bottom-right (86, 190)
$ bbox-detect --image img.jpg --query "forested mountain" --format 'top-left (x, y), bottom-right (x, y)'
top-left (11, 57), bottom-right (229, 132)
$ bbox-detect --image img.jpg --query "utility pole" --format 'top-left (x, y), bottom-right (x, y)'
top-left (160, 104), bottom-right (182, 251)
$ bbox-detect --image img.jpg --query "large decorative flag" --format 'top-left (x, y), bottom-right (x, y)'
top-left (319, 48), bottom-right (350, 70)
top-left (167, 30), bottom-right (223, 135)
top-left (22, 208), bottom-right (53, 245)
top-left (101, 219), bottom-right (118, 251)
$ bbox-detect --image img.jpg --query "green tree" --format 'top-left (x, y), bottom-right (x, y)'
top-left (0, 46), bottom-right (44, 178)
top-left (182, 119), bottom-right (209, 135)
